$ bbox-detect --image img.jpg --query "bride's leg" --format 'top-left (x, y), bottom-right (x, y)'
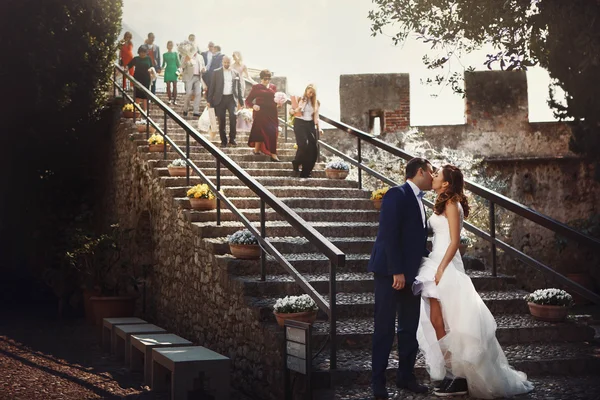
top-left (429, 298), bottom-right (445, 340)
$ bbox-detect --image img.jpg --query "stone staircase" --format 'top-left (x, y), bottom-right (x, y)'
top-left (133, 93), bottom-right (599, 398)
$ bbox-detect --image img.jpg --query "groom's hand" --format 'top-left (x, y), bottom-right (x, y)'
top-left (392, 274), bottom-right (405, 290)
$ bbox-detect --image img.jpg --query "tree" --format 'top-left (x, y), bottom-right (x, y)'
top-left (368, 0), bottom-right (600, 178)
top-left (0, 0), bottom-right (123, 302)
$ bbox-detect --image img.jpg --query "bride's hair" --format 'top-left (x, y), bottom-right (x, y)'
top-left (434, 165), bottom-right (470, 218)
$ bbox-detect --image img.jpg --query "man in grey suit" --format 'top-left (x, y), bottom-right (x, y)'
top-left (207, 56), bottom-right (244, 147)
top-left (181, 51), bottom-right (206, 117)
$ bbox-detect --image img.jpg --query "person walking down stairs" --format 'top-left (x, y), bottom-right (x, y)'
top-left (290, 84), bottom-right (322, 178)
top-left (246, 69), bottom-right (280, 161)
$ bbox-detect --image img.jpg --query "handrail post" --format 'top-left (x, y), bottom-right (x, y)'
top-left (146, 100), bottom-right (151, 140)
top-left (186, 131), bottom-right (190, 186)
top-left (489, 202), bottom-right (497, 277)
top-left (163, 110), bottom-right (168, 160)
top-left (216, 159), bottom-right (221, 226)
top-left (330, 256), bottom-right (339, 371)
top-left (357, 137), bottom-right (362, 190)
top-left (284, 104), bottom-right (288, 142)
top-left (113, 68), bottom-right (117, 98)
top-left (260, 200), bottom-right (266, 281)
top-left (132, 96), bottom-right (136, 124)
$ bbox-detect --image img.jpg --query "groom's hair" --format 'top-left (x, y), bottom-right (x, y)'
top-left (405, 157), bottom-right (431, 179)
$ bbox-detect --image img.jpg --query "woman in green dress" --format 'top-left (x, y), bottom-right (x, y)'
top-left (162, 41), bottom-right (180, 104)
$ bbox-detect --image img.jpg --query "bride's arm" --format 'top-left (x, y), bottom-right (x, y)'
top-left (434, 201), bottom-right (461, 284)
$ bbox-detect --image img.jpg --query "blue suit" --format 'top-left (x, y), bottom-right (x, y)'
top-left (368, 182), bottom-right (428, 396)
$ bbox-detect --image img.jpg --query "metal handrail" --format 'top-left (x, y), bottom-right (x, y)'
top-left (112, 65), bottom-right (341, 369)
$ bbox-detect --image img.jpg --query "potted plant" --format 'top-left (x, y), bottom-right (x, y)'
top-left (122, 103), bottom-right (136, 118)
top-left (228, 229), bottom-right (261, 259)
top-left (325, 160), bottom-right (350, 179)
top-left (273, 294), bottom-right (318, 327)
top-left (525, 288), bottom-right (573, 322)
top-left (370, 187), bottom-right (389, 210)
top-left (135, 119), bottom-right (156, 133)
top-left (67, 224), bottom-right (140, 326)
top-left (187, 183), bottom-right (216, 210)
top-left (168, 158), bottom-right (187, 176)
top-left (148, 134), bottom-right (165, 152)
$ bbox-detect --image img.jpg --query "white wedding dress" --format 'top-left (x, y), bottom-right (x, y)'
top-left (413, 204), bottom-right (533, 399)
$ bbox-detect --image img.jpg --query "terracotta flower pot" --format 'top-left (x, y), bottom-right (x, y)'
top-left (137, 124), bottom-right (156, 133)
top-left (325, 168), bottom-right (349, 180)
top-left (372, 199), bottom-right (382, 210)
top-left (229, 243), bottom-right (261, 259)
top-left (189, 197), bottom-right (216, 210)
top-left (566, 273), bottom-right (594, 305)
top-left (168, 166), bottom-right (187, 176)
top-left (123, 110), bottom-right (135, 118)
top-left (149, 144), bottom-right (165, 152)
top-left (274, 310), bottom-right (318, 327)
top-left (89, 295), bottom-right (137, 326)
top-left (83, 288), bottom-right (102, 325)
top-left (527, 302), bottom-right (569, 322)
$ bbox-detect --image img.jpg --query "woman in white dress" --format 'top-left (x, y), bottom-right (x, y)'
top-left (414, 165), bottom-right (533, 398)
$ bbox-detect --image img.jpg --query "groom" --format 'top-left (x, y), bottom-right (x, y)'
top-left (368, 157), bottom-right (434, 399)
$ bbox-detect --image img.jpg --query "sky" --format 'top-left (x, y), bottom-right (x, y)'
top-left (122, 0), bottom-right (560, 126)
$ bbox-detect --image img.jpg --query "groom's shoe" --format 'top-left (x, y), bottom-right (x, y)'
top-left (434, 377), bottom-right (468, 397)
top-left (397, 380), bottom-right (428, 394)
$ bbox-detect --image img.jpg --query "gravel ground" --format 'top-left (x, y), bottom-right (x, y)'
top-left (0, 306), bottom-right (253, 400)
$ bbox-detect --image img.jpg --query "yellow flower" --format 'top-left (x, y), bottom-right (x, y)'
top-left (148, 134), bottom-right (164, 145)
top-left (293, 144), bottom-right (298, 149)
top-left (187, 183), bottom-right (215, 199)
top-left (370, 187), bottom-right (389, 200)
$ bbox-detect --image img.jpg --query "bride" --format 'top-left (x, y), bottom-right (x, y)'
top-left (413, 165), bottom-right (534, 398)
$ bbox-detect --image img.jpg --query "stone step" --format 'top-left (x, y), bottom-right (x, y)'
top-left (156, 167), bottom-right (326, 178)
top-left (310, 314), bottom-right (594, 349)
top-left (191, 221), bottom-right (380, 239)
top-left (149, 159), bottom-right (328, 170)
top-left (247, 290), bottom-right (530, 320)
top-left (175, 197), bottom-right (376, 210)
top-left (161, 176), bottom-right (358, 190)
top-left (310, 342), bottom-right (600, 389)
top-left (144, 150), bottom-right (299, 163)
top-left (167, 186), bottom-right (369, 199)
top-left (138, 143), bottom-right (300, 156)
top-left (185, 208), bottom-right (378, 224)
top-left (233, 270), bottom-right (515, 297)
top-left (205, 236), bottom-right (376, 255)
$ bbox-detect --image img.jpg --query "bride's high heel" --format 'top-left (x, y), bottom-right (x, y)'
top-left (270, 155), bottom-right (280, 162)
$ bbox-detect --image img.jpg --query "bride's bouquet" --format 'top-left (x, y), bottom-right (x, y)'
top-left (273, 91), bottom-right (287, 106)
top-left (236, 108), bottom-right (253, 122)
top-left (177, 40), bottom-right (196, 61)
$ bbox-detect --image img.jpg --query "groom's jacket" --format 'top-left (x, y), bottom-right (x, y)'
top-left (368, 182), bottom-right (429, 283)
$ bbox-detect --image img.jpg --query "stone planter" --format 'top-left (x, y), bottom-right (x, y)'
top-left (89, 295), bottom-right (137, 326)
top-left (274, 310), bottom-right (318, 327)
top-left (137, 124), bottom-right (156, 133)
top-left (168, 166), bottom-right (187, 176)
top-left (189, 198), bottom-right (216, 210)
top-left (566, 273), bottom-right (594, 305)
top-left (325, 169), bottom-right (349, 180)
top-left (149, 144), bottom-right (165, 152)
top-left (123, 110), bottom-right (135, 118)
top-left (372, 199), bottom-right (382, 210)
top-left (527, 302), bottom-right (570, 322)
top-left (229, 243), bottom-right (261, 259)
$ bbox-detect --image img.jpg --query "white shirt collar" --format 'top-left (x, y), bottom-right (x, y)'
top-left (406, 180), bottom-right (422, 197)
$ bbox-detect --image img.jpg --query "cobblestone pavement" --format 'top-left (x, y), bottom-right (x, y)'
top-left (314, 376), bottom-right (600, 400)
top-left (0, 306), bottom-right (253, 400)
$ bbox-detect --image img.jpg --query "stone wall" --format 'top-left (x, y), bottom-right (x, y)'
top-left (102, 110), bottom-right (284, 399)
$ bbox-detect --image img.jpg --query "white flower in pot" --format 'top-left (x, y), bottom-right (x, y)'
top-left (524, 288), bottom-right (573, 322)
top-left (325, 159), bottom-right (350, 179)
top-left (228, 229), bottom-right (260, 259)
top-left (273, 294), bottom-right (318, 326)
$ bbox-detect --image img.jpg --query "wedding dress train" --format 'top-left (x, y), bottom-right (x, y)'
top-left (413, 204), bottom-right (533, 399)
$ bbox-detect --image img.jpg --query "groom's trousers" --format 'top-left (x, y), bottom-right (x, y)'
top-left (372, 273), bottom-right (421, 394)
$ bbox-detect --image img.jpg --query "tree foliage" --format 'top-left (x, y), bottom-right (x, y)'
top-left (0, 0), bottom-right (123, 302)
top-left (369, 0), bottom-right (600, 175)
